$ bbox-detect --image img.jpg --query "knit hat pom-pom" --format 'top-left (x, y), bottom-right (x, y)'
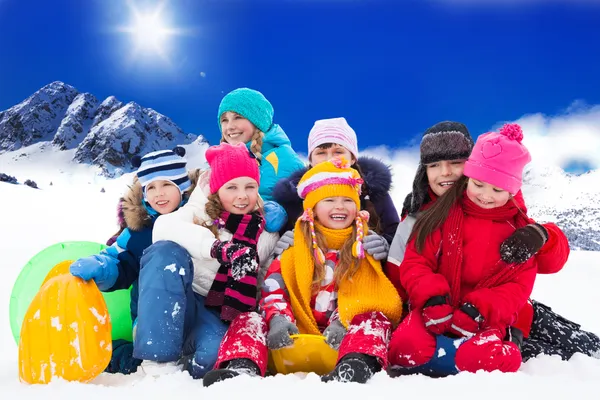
top-left (172, 146), bottom-right (186, 157)
top-left (331, 156), bottom-right (350, 169)
top-left (499, 123), bottom-right (524, 142)
top-left (131, 155), bottom-right (142, 168)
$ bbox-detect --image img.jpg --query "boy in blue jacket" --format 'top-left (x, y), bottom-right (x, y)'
top-left (70, 147), bottom-right (197, 375)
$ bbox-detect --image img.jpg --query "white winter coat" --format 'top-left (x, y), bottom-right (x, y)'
top-left (153, 170), bottom-right (279, 296)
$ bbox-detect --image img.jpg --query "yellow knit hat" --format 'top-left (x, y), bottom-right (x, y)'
top-left (296, 157), bottom-right (367, 263)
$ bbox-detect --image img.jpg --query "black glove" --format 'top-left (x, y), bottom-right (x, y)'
top-left (210, 240), bottom-right (258, 280)
top-left (210, 240), bottom-right (247, 264)
top-left (230, 246), bottom-right (259, 280)
top-left (500, 223), bottom-right (548, 264)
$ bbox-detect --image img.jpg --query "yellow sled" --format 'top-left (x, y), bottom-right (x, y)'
top-left (18, 268), bottom-right (112, 384)
top-left (268, 334), bottom-right (338, 375)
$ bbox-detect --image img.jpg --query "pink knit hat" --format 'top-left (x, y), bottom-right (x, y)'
top-left (205, 142), bottom-right (260, 194)
top-left (463, 123), bottom-right (531, 194)
top-left (307, 117), bottom-right (359, 160)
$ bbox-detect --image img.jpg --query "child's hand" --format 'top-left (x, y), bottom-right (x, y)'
top-left (273, 230), bottom-right (294, 257)
top-left (500, 223), bottom-right (548, 264)
top-left (210, 240), bottom-right (246, 264)
top-left (267, 314), bottom-right (299, 350)
top-left (363, 232), bottom-right (390, 261)
top-left (448, 303), bottom-right (484, 338)
top-left (323, 319), bottom-right (347, 350)
top-left (230, 247), bottom-right (259, 280)
top-left (422, 295), bottom-right (453, 335)
top-left (69, 255), bottom-right (118, 291)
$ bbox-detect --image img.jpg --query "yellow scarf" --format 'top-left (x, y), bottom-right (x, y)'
top-left (280, 220), bottom-right (403, 334)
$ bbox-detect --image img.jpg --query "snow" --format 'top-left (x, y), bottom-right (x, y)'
top-left (1, 151), bottom-right (600, 398)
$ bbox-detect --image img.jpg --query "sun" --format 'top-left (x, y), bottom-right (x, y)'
top-left (118, 1), bottom-right (183, 62)
top-left (130, 11), bottom-right (170, 52)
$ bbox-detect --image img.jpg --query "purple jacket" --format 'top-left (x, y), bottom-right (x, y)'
top-left (272, 156), bottom-right (400, 244)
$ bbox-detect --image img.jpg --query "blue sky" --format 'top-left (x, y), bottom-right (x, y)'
top-left (1, 0), bottom-right (599, 154)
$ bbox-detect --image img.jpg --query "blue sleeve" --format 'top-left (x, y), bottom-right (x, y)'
top-left (264, 200), bottom-right (288, 233)
top-left (102, 228), bottom-right (140, 291)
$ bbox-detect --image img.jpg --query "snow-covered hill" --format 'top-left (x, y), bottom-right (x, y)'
top-left (1, 181), bottom-right (599, 398)
top-left (0, 82), bottom-right (205, 176)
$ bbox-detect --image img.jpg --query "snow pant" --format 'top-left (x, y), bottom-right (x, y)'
top-left (521, 300), bottom-right (600, 361)
top-left (212, 311), bottom-right (393, 376)
top-left (388, 310), bottom-right (522, 375)
top-left (132, 240), bottom-right (229, 379)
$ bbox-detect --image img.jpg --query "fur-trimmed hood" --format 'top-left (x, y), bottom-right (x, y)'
top-left (272, 156), bottom-right (393, 206)
top-left (116, 169), bottom-right (202, 232)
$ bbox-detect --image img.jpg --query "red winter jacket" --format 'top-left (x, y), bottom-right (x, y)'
top-left (389, 194), bottom-right (570, 336)
top-left (400, 207), bottom-right (538, 333)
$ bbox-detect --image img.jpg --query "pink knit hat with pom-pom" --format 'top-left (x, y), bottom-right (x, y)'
top-left (463, 123), bottom-right (531, 194)
top-left (205, 142), bottom-right (260, 194)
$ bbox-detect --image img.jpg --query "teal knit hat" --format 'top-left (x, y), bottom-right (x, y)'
top-left (218, 88), bottom-right (274, 133)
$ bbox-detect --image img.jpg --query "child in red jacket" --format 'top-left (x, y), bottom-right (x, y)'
top-left (387, 121), bottom-right (597, 366)
top-left (388, 123), bottom-right (542, 374)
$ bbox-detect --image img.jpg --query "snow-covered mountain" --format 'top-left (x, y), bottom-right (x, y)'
top-left (522, 164), bottom-right (600, 252)
top-left (0, 81), bottom-right (204, 176)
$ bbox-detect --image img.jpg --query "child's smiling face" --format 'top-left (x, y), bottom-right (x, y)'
top-left (220, 111), bottom-right (257, 145)
top-left (217, 176), bottom-right (259, 215)
top-left (425, 159), bottom-right (466, 197)
top-left (466, 178), bottom-right (511, 209)
top-left (145, 180), bottom-right (181, 214)
top-left (314, 196), bottom-right (357, 229)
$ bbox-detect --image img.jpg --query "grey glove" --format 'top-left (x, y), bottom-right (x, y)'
top-left (273, 230), bottom-right (294, 258)
top-left (363, 232), bottom-right (390, 261)
top-left (267, 314), bottom-right (299, 350)
top-left (323, 319), bottom-right (347, 350)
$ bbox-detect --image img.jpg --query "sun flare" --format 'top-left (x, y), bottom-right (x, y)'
top-left (118, 1), bottom-right (183, 62)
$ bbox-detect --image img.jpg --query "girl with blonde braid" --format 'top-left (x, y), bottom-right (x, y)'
top-left (218, 88), bottom-right (304, 202)
top-left (202, 157), bottom-right (402, 386)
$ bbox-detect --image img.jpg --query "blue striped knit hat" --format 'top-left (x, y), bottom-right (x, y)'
top-left (132, 147), bottom-right (191, 199)
top-left (218, 88), bottom-right (274, 133)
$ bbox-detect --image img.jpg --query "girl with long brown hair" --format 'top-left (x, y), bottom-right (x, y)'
top-left (387, 123), bottom-right (547, 375)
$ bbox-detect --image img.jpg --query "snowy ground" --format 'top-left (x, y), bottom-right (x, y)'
top-left (2, 162), bottom-right (600, 398)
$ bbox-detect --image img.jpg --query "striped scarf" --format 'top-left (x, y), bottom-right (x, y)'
top-left (205, 211), bottom-right (264, 322)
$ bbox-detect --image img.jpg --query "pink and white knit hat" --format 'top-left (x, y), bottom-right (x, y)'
top-left (307, 117), bottom-right (359, 160)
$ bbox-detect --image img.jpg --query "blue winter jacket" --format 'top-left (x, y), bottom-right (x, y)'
top-left (92, 171), bottom-right (198, 320)
top-left (248, 124), bottom-right (304, 202)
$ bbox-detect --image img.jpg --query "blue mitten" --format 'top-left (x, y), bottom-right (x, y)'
top-left (70, 254), bottom-right (119, 291)
top-left (264, 201), bottom-right (288, 233)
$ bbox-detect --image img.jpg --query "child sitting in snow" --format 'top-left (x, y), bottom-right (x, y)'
top-left (141, 142), bottom-right (278, 378)
top-left (69, 147), bottom-right (197, 375)
top-left (387, 123), bottom-right (544, 375)
top-left (202, 157), bottom-right (402, 386)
